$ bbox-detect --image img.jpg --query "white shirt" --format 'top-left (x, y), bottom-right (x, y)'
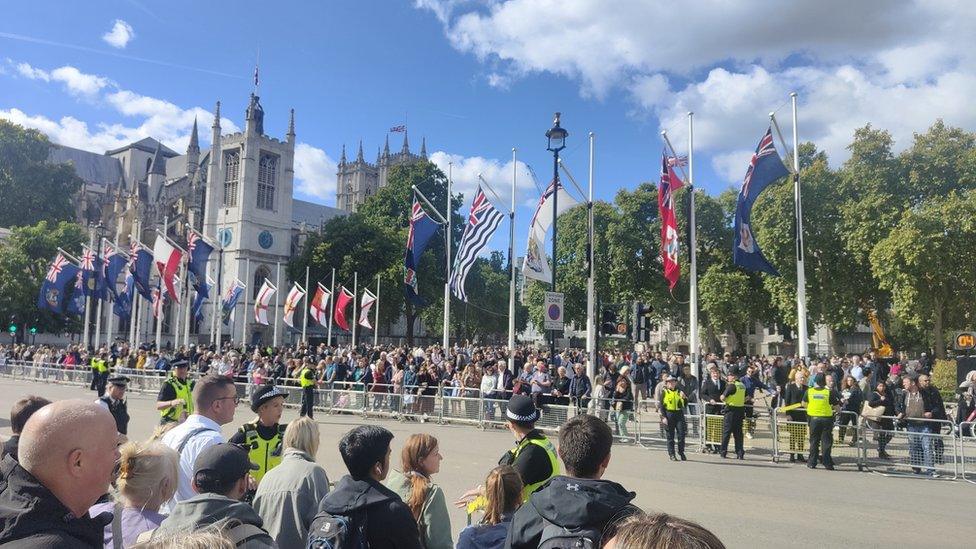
top-left (159, 414), bottom-right (224, 513)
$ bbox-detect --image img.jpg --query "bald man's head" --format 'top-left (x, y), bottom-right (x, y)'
top-left (18, 400), bottom-right (120, 517)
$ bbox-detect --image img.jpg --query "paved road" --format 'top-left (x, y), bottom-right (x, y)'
top-left (0, 377), bottom-right (972, 548)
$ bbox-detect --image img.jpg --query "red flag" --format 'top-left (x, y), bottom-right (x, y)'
top-left (659, 151), bottom-right (684, 289)
top-left (333, 286), bottom-right (353, 332)
top-left (152, 235), bottom-right (183, 304)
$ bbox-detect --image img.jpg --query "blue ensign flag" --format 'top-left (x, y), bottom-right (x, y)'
top-left (130, 243), bottom-right (154, 300)
top-left (114, 272), bottom-right (134, 320)
top-left (733, 128), bottom-right (789, 275)
top-left (186, 230), bottom-right (214, 290)
top-left (37, 253), bottom-right (80, 314)
top-left (104, 251), bottom-right (128, 300)
top-left (404, 196), bottom-right (441, 307)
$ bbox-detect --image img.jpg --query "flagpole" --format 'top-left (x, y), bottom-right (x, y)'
top-left (688, 112), bottom-right (700, 379)
top-left (443, 162), bottom-right (452, 350)
top-left (182, 253), bottom-right (192, 348)
top-left (327, 267), bottom-right (335, 347)
top-left (273, 262), bottom-right (281, 347)
top-left (352, 272), bottom-right (358, 348)
top-left (508, 148), bottom-right (517, 374)
top-left (241, 258), bottom-right (250, 346)
top-left (104, 239), bottom-right (116, 350)
top-left (155, 279), bottom-right (163, 352)
top-left (791, 92), bottom-right (809, 361)
top-left (94, 293), bottom-right (103, 350)
top-left (83, 232), bottom-right (94, 350)
top-left (212, 248), bottom-right (223, 347)
top-left (585, 132), bottom-right (597, 381)
top-left (374, 274), bottom-right (380, 347)
top-left (302, 265), bottom-right (309, 345)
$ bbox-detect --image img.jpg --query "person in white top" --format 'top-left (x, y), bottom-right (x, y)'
top-left (159, 374), bottom-right (239, 513)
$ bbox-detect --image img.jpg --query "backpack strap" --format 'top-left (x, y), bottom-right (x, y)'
top-left (225, 523), bottom-right (268, 546)
top-left (176, 427), bottom-right (217, 454)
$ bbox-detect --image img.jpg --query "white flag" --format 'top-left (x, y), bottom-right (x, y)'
top-left (253, 279), bottom-right (277, 325)
top-left (282, 283), bottom-right (306, 328)
top-left (309, 283), bottom-right (332, 327)
top-left (522, 180), bottom-right (577, 283)
top-left (358, 289), bottom-right (377, 329)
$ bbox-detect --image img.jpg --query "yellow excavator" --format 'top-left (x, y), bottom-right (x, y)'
top-left (866, 309), bottom-right (895, 359)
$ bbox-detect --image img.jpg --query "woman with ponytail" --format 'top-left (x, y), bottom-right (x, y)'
top-left (384, 433), bottom-right (453, 549)
top-left (456, 466), bottom-right (522, 549)
top-left (89, 441), bottom-right (178, 548)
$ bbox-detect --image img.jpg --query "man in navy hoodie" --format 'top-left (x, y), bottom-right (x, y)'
top-left (505, 414), bottom-right (639, 549)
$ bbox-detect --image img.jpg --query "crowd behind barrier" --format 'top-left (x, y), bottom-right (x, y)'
top-left (2, 341), bottom-right (975, 483)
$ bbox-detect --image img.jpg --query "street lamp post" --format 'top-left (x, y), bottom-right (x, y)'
top-left (545, 112), bottom-right (568, 361)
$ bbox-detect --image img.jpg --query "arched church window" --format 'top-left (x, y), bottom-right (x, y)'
top-left (253, 265), bottom-right (271, 299)
top-left (257, 152), bottom-right (278, 210)
top-left (223, 151), bottom-right (240, 207)
top-left (145, 157), bottom-right (152, 175)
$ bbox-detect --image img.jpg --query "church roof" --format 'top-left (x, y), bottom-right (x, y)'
top-left (292, 199), bottom-right (345, 228)
top-left (105, 137), bottom-right (179, 157)
top-left (48, 144), bottom-right (124, 187)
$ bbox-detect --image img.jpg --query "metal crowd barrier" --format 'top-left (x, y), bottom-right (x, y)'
top-left (3, 359), bottom-right (976, 483)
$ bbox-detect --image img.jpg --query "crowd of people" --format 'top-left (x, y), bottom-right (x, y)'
top-left (0, 338), bottom-right (972, 546)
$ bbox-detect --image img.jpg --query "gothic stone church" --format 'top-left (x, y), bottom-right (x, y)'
top-left (54, 93), bottom-right (345, 345)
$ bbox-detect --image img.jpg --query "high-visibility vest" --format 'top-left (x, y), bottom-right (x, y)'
top-left (806, 387), bottom-right (834, 418)
top-left (725, 381), bottom-right (746, 407)
top-left (662, 388), bottom-right (686, 411)
top-left (91, 358), bottom-right (108, 374)
top-left (513, 435), bottom-right (560, 500)
top-left (240, 422), bottom-right (286, 482)
top-left (160, 377), bottom-right (193, 422)
top-left (299, 367), bottom-right (316, 388)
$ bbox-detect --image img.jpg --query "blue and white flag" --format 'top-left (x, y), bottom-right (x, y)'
top-left (192, 277), bottom-right (213, 321)
top-left (37, 252), bottom-right (80, 313)
top-left (404, 196), bottom-right (441, 307)
top-left (450, 186), bottom-right (503, 302)
top-left (129, 241), bottom-right (154, 300)
top-left (78, 246), bottom-right (97, 298)
top-left (186, 229), bottom-right (214, 290)
top-left (114, 272), bottom-right (134, 320)
top-left (67, 271), bottom-right (87, 317)
top-left (222, 278), bottom-right (246, 326)
top-left (733, 128), bottom-right (789, 276)
top-left (103, 244), bottom-right (128, 301)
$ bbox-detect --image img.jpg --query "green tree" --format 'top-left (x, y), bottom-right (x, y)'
top-left (0, 220), bottom-right (87, 336)
top-left (870, 190), bottom-right (976, 358)
top-left (0, 120), bottom-right (84, 227)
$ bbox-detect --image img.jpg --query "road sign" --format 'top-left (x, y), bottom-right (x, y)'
top-left (544, 291), bottom-right (564, 330)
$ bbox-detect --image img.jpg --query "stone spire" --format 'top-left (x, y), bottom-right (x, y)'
top-left (401, 129), bottom-right (410, 155)
top-left (186, 117), bottom-right (200, 179)
top-left (383, 134), bottom-right (390, 158)
top-left (376, 147), bottom-right (381, 165)
top-left (339, 144), bottom-right (346, 166)
top-left (286, 108), bottom-right (296, 144)
top-left (148, 143), bottom-right (166, 175)
top-left (356, 140), bottom-right (364, 163)
top-left (420, 136), bottom-right (427, 158)
top-left (188, 118), bottom-right (199, 153)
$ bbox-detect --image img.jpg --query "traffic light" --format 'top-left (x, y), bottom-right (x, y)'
top-left (601, 308), bottom-right (617, 336)
top-left (29, 327), bottom-right (37, 335)
top-left (632, 302), bottom-right (654, 342)
top-left (7, 315), bottom-right (15, 334)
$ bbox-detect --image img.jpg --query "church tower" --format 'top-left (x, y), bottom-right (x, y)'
top-left (202, 93), bottom-right (295, 345)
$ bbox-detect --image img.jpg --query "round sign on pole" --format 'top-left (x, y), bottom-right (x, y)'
top-left (544, 291), bottom-right (564, 330)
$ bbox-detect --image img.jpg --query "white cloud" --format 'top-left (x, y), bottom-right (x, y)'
top-left (428, 150), bottom-right (536, 209)
top-left (102, 19), bottom-right (135, 49)
top-left (294, 143), bottom-right (338, 203)
top-left (1, 60), bottom-right (240, 154)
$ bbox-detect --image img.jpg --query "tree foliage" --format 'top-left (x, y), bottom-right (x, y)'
top-left (0, 120), bottom-right (84, 227)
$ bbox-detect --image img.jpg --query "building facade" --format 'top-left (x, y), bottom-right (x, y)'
top-left (335, 131), bottom-right (427, 212)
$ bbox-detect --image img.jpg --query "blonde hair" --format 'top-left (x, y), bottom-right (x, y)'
top-left (482, 465), bottom-right (522, 526)
top-left (117, 441), bottom-right (179, 510)
top-left (132, 523), bottom-right (237, 548)
top-left (607, 512), bottom-right (725, 549)
top-left (283, 416), bottom-right (320, 456)
top-left (401, 433), bottom-right (438, 520)
top-left (148, 422), bottom-right (177, 442)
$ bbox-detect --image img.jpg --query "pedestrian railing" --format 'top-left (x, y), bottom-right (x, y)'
top-left (3, 359), bottom-right (975, 483)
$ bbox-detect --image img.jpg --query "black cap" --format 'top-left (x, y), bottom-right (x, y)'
top-left (250, 384), bottom-right (287, 412)
top-left (194, 443), bottom-right (258, 484)
top-left (505, 394), bottom-right (540, 424)
top-left (107, 375), bottom-right (129, 387)
top-left (172, 359), bottom-right (189, 369)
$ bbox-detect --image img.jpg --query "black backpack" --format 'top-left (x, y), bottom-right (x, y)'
top-left (306, 508), bottom-right (369, 549)
top-left (537, 520), bottom-right (604, 549)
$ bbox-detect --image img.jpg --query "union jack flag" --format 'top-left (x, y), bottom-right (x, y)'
top-left (390, 125), bottom-right (406, 133)
top-left (129, 241), bottom-right (140, 266)
top-left (741, 128), bottom-right (777, 199)
top-left (80, 247), bottom-right (95, 271)
top-left (46, 253), bottom-right (69, 282)
top-left (450, 186), bottom-right (503, 302)
top-left (667, 155), bottom-right (688, 168)
top-left (403, 196), bottom-right (440, 307)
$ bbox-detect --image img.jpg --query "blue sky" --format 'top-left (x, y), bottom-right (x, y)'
top-left (2, 1), bottom-right (975, 253)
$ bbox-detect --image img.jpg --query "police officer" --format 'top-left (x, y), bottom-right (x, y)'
top-left (89, 351), bottom-right (109, 396)
top-left (298, 358), bottom-right (318, 418)
top-left (661, 375), bottom-right (688, 461)
top-left (229, 385), bottom-right (288, 484)
top-left (803, 372), bottom-right (841, 470)
top-left (96, 375), bottom-right (130, 436)
top-left (459, 394), bottom-right (559, 512)
top-left (719, 369), bottom-right (747, 459)
top-left (156, 359), bottom-right (194, 424)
